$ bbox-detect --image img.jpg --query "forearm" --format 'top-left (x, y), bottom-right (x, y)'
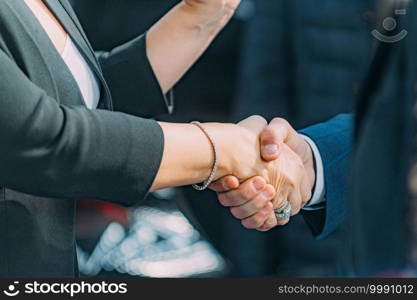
top-left (151, 117), bottom-right (268, 191)
top-left (151, 122), bottom-right (216, 190)
top-left (151, 122), bottom-right (233, 191)
top-left (146, 2), bottom-right (230, 93)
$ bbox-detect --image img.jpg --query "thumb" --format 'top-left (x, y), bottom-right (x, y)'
top-left (260, 118), bottom-right (292, 161)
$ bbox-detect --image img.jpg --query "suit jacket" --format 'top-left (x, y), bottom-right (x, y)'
top-left (300, 0), bottom-right (417, 275)
top-left (350, 0), bottom-right (417, 275)
top-left (233, 0), bottom-right (375, 128)
top-left (300, 114), bottom-right (354, 240)
top-left (0, 0), bottom-right (170, 277)
top-left (222, 0), bottom-right (374, 277)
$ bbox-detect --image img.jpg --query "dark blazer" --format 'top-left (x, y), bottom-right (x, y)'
top-left (300, 0), bottom-right (417, 275)
top-left (0, 0), bottom-right (170, 277)
top-left (218, 0), bottom-right (374, 277)
top-left (233, 0), bottom-right (375, 128)
top-left (300, 114), bottom-right (354, 239)
top-left (351, 0), bottom-right (417, 274)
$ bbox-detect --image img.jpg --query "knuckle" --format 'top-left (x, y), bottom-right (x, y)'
top-left (241, 219), bottom-right (255, 229)
top-left (220, 178), bottom-right (231, 191)
top-left (276, 219), bottom-right (290, 226)
top-left (242, 217), bottom-right (263, 229)
top-left (304, 191), bottom-right (313, 203)
top-left (230, 207), bottom-right (246, 219)
top-left (252, 198), bottom-right (267, 211)
top-left (240, 183), bottom-right (257, 199)
top-left (264, 184), bottom-right (276, 199)
top-left (218, 193), bottom-right (231, 207)
top-left (290, 203), bottom-right (301, 216)
top-left (273, 193), bottom-right (287, 209)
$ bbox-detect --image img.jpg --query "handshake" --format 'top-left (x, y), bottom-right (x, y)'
top-left (203, 116), bottom-right (316, 232)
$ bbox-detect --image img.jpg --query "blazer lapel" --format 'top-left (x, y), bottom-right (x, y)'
top-left (43, 0), bottom-right (97, 70)
top-left (57, 0), bottom-right (96, 56)
top-left (43, 0), bottom-right (113, 109)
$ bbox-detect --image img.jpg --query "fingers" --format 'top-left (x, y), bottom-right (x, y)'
top-left (254, 183), bottom-right (297, 231)
top-left (271, 180), bottom-right (291, 210)
top-left (257, 212), bottom-right (279, 231)
top-left (256, 203), bottom-right (291, 232)
top-left (209, 175), bottom-right (240, 193)
top-left (260, 118), bottom-right (290, 161)
top-left (217, 176), bottom-right (267, 207)
top-left (229, 184), bottom-right (275, 219)
top-left (241, 202), bottom-right (273, 229)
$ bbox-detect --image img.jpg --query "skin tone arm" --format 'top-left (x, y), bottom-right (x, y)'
top-left (152, 117), bottom-right (315, 232)
top-left (151, 117), bottom-right (277, 195)
top-left (147, 0), bottom-right (241, 93)
top-left (25, 0), bottom-right (266, 192)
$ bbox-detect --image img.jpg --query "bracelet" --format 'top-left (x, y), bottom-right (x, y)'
top-left (191, 121), bottom-right (219, 191)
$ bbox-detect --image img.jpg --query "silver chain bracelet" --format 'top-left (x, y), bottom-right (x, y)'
top-left (191, 121), bottom-right (219, 191)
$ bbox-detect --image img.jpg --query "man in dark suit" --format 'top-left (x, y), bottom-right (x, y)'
top-left (202, 0), bottom-right (375, 277)
top-left (216, 0), bottom-right (416, 275)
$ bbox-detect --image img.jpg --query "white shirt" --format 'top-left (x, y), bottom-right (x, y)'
top-left (61, 36), bottom-right (100, 109)
top-left (302, 135), bottom-right (326, 210)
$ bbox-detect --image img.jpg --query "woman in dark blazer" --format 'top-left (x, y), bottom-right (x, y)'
top-left (0, 0), bottom-right (311, 277)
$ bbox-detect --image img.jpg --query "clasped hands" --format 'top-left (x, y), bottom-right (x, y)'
top-left (209, 116), bottom-right (316, 231)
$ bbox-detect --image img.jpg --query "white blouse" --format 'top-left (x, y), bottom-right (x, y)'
top-left (61, 36), bottom-right (100, 109)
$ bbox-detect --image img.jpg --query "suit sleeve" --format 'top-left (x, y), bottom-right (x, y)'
top-left (299, 114), bottom-right (354, 239)
top-left (96, 33), bottom-right (174, 118)
top-left (0, 48), bottom-right (164, 207)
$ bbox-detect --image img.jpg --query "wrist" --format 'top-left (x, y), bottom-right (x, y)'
top-left (202, 123), bottom-right (236, 179)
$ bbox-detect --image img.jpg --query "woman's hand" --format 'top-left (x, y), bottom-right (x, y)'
top-left (146, 0), bottom-right (241, 93)
top-left (204, 116), bottom-right (270, 182)
top-left (182, 0), bottom-right (241, 31)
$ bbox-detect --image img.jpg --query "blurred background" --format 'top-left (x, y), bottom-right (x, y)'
top-left (69, 0), bottom-right (378, 278)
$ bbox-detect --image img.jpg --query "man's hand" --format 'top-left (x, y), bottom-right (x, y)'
top-left (210, 118), bottom-right (316, 231)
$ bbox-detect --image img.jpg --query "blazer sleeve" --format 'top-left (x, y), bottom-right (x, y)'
top-left (299, 114), bottom-right (354, 239)
top-left (96, 33), bottom-right (174, 118)
top-left (0, 48), bottom-right (164, 207)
